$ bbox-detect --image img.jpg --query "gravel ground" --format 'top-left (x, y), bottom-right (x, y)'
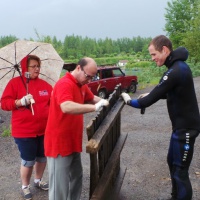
top-left (0, 77), bottom-right (200, 200)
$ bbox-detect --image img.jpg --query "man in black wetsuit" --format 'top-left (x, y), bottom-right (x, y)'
top-left (121, 35), bottom-right (200, 200)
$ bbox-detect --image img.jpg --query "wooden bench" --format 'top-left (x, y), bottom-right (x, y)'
top-left (86, 84), bottom-right (127, 200)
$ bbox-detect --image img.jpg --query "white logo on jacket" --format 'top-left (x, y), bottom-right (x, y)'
top-left (39, 90), bottom-right (49, 96)
top-left (163, 75), bottom-right (168, 80)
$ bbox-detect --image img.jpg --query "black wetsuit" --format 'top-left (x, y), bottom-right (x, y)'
top-left (130, 47), bottom-right (200, 200)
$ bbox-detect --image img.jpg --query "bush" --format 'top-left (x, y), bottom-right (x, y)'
top-left (190, 63), bottom-right (200, 77)
top-left (1, 125), bottom-right (11, 137)
top-left (126, 61), bottom-right (152, 69)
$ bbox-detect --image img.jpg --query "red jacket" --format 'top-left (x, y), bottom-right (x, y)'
top-left (0, 56), bottom-right (52, 138)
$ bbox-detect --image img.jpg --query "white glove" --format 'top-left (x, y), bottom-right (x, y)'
top-left (121, 92), bottom-right (131, 104)
top-left (138, 93), bottom-right (149, 99)
top-left (20, 94), bottom-right (34, 106)
top-left (95, 99), bottom-right (109, 111)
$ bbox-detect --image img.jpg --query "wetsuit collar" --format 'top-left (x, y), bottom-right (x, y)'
top-left (164, 47), bottom-right (189, 68)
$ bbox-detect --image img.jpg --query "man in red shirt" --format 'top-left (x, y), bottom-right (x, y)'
top-left (44, 57), bottom-right (109, 200)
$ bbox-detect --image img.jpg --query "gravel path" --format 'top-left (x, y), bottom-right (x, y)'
top-left (0, 77), bottom-right (200, 200)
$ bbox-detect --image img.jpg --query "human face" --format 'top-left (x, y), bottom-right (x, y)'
top-left (81, 67), bottom-right (95, 80)
top-left (148, 44), bottom-right (168, 67)
top-left (78, 63), bottom-right (97, 85)
top-left (28, 59), bottom-right (40, 79)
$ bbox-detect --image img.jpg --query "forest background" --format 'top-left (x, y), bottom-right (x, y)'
top-left (0, 0), bottom-right (200, 87)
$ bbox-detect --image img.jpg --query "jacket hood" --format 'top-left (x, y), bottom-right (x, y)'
top-left (164, 47), bottom-right (189, 68)
top-left (20, 56), bottom-right (28, 76)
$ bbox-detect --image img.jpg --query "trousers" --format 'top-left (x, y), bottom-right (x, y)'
top-left (47, 153), bottom-right (83, 200)
top-left (167, 129), bottom-right (199, 200)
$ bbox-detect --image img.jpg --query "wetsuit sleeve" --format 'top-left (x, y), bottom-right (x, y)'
top-left (136, 68), bottom-right (178, 108)
top-left (129, 99), bottom-right (141, 108)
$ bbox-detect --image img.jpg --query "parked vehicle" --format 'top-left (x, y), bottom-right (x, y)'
top-left (62, 64), bottom-right (138, 99)
top-left (88, 66), bottom-right (138, 98)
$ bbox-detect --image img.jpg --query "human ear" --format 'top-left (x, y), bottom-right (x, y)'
top-left (77, 65), bottom-right (81, 71)
top-left (162, 46), bottom-right (170, 54)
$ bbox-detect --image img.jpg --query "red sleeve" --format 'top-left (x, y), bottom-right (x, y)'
top-left (83, 84), bottom-right (94, 102)
top-left (1, 78), bottom-right (21, 111)
top-left (55, 80), bottom-right (74, 105)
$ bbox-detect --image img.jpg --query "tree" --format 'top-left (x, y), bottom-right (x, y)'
top-left (182, 1), bottom-right (200, 63)
top-left (164, 0), bottom-right (196, 47)
top-left (52, 36), bottom-right (63, 56)
top-left (0, 35), bottom-right (18, 48)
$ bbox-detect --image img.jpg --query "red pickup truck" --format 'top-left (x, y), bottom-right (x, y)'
top-left (87, 66), bottom-right (138, 98)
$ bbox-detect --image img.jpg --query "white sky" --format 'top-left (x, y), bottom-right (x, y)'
top-left (1, 0), bottom-right (170, 41)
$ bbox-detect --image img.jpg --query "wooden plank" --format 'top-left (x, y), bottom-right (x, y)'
top-left (89, 153), bottom-right (99, 198)
top-left (86, 118), bottom-right (95, 140)
top-left (90, 133), bottom-right (127, 200)
top-left (87, 85), bottom-right (124, 199)
top-left (98, 143), bottom-right (105, 177)
top-left (86, 100), bottom-right (125, 154)
top-left (111, 166), bottom-right (127, 200)
top-left (86, 84), bottom-right (121, 141)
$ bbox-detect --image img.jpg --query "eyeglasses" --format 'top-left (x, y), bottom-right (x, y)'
top-left (81, 68), bottom-right (94, 80)
top-left (28, 65), bottom-right (41, 69)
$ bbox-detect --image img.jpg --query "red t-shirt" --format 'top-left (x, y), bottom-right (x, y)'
top-left (44, 72), bottom-right (94, 158)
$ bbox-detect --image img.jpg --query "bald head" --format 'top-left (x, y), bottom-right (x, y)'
top-left (72, 57), bottom-right (98, 85)
top-left (77, 57), bottom-right (97, 69)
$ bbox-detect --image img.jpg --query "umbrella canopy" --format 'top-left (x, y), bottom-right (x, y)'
top-left (0, 40), bottom-right (64, 97)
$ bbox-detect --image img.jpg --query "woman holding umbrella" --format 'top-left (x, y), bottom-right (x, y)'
top-left (0, 55), bottom-right (52, 200)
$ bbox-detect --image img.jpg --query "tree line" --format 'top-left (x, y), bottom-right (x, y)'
top-left (0, 35), bottom-right (151, 62)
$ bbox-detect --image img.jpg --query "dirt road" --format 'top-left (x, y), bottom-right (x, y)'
top-left (0, 77), bottom-right (200, 200)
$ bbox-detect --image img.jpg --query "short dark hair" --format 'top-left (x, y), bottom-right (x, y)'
top-left (77, 58), bottom-right (88, 69)
top-left (27, 55), bottom-right (41, 67)
top-left (149, 35), bottom-right (173, 52)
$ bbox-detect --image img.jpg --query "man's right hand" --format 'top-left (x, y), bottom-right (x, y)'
top-left (137, 93), bottom-right (148, 115)
top-left (138, 93), bottom-right (149, 99)
top-left (121, 92), bottom-right (131, 104)
top-left (20, 94), bottom-right (34, 106)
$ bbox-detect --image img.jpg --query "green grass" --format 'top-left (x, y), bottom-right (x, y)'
top-left (1, 125), bottom-right (11, 137)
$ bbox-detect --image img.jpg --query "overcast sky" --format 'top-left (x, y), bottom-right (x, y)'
top-left (1, 0), bottom-right (170, 41)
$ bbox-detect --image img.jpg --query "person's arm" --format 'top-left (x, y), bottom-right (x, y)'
top-left (60, 98), bottom-right (109, 114)
top-left (121, 93), bottom-right (141, 108)
top-left (122, 67), bottom-right (179, 108)
top-left (60, 101), bottom-right (96, 114)
top-left (86, 95), bottom-right (102, 104)
top-left (1, 79), bottom-right (34, 110)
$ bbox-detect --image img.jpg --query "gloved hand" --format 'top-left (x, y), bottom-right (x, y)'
top-left (95, 99), bottom-right (109, 111)
top-left (121, 92), bottom-right (131, 104)
top-left (137, 93), bottom-right (148, 115)
top-left (20, 94), bottom-right (34, 106)
top-left (138, 93), bottom-right (149, 99)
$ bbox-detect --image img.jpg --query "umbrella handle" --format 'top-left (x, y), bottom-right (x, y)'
top-left (30, 103), bottom-right (34, 115)
top-left (25, 72), bottom-right (30, 94)
top-left (26, 83), bottom-right (29, 95)
top-left (30, 99), bottom-right (35, 115)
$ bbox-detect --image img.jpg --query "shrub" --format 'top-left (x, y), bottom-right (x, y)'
top-left (1, 125), bottom-right (11, 137)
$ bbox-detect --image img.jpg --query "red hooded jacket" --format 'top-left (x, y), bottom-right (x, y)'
top-left (0, 56), bottom-right (53, 138)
